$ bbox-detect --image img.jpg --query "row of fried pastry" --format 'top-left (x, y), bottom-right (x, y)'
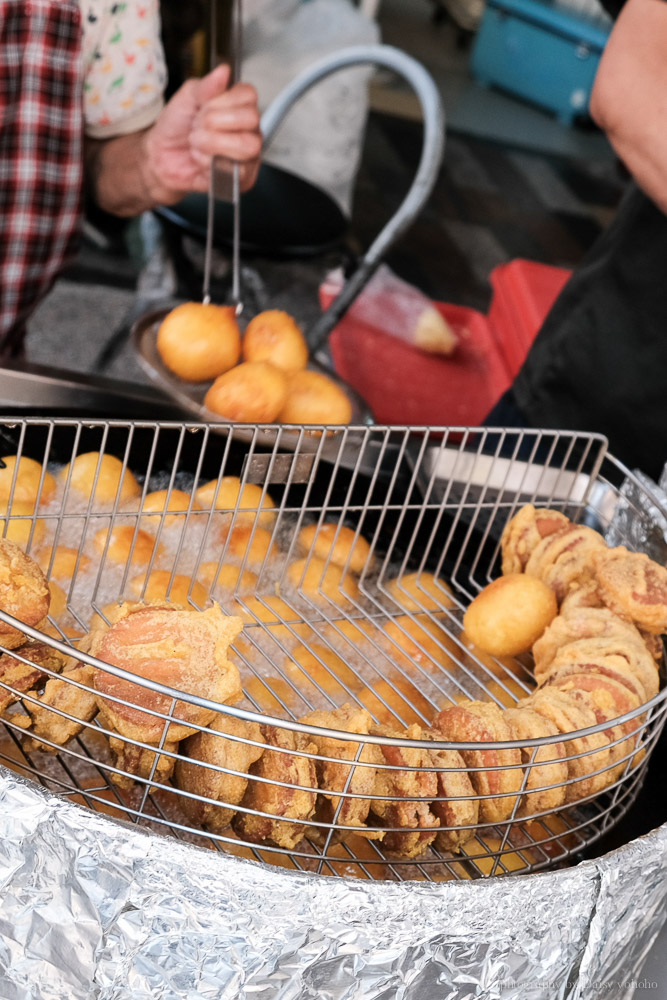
top-left (3, 631), bottom-right (645, 863)
top-left (3, 612), bottom-right (644, 862)
top-left (500, 503), bottom-right (667, 641)
top-left (1, 501), bottom-right (657, 860)
top-left (2, 579), bottom-right (639, 861)
top-left (498, 503), bottom-right (664, 728)
top-left (135, 606), bottom-right (655, 858)
top-left (168, 674), bottom-right (645, 860)
top-left (185, 605), bottom-right (660, 859)
top-left (4, 601), bottom-right (245, 761)
top-left (165, 507), bottom-right (667, 857)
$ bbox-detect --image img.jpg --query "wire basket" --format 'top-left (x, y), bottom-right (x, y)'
top-left (0, 418), bottom-right (665, 883)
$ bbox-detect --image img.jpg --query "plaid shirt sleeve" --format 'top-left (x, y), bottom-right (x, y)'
top-left (0, 0), bottom-right (85, 351)
top-left (81, 0), bottom-right (167, 139)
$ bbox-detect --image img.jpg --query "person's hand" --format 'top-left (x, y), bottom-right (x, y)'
top-left (141, 64), bottom-right (262, 206)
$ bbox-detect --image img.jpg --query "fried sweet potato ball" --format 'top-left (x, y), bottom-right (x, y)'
top-left (157, 302), bottom-right (241, 382)
top-left (242, 310), bottom-right (309, 374)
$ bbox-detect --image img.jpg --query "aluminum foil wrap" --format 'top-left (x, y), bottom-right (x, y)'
top-left (1, 767), bottom-right (666, 1000)
top-left (605, 467), bottom-right (667, 563)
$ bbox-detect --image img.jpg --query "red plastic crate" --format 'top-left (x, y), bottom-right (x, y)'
top-left (325, 296), bottom-right (511, 426)
top-left (488, 259), bottom-right (571, 378)
top-left (321, 259), bottom-right (572, 426)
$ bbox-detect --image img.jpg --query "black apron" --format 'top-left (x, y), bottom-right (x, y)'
top-left (512, 182), bottom-right (667, 480)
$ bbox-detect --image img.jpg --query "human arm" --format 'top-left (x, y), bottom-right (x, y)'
top-left (589, 0), bottom-right (667, 214)
top-left (85, 65), bottom-right (262, 218)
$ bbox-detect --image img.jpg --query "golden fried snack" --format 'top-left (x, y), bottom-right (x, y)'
top-left (286, 556), bottom-right (360, 609)
top-left (283, 642), bottom-right (363, 704)
top-left (47, 580), bottom-right (68, 621)
top-left (456, 835), bottom-right (536, 876)
top-left (40, 620), bottom-right (83, 644)
top-left (421, 728), bottom-right (479, 853)
top-left (92, 605), bottom-right (243, 744)
top-left (432, 701), bottom-right (524, 824)
top-left (463, 574), bottom-right (557, 657)
top-left (242, 672), bottom-right (304, 715)
top-left (0, 537), bottom-right (51, 650)
top-left (500, 504), bottom-right (571, 575)
top-left (459, 630), bottom-right (525, 680)
top-left (559, 579), bottom-right (605, 614)
top-left (0, 455), bottom-right (57, 507)
top-left (330, 617), bottom-right (377, 645)
top-left (357, 676), bottom-right (436, 728)
top-left (198, 562), bottom-right (258, 597)
top-left (503, 707), bottom-right (568, 816)
top-left (37, 545), bottom-right (92, 582)
top-left (194, 476), bottom-right (276, 527)
top-left (382, 614), bottom-right (457, 675)
top-left (0, 500), bottom-right (46, 549)
top-left (220, 524), bottom-right (278, 569)
top-left (233, 724), bottom-right (318, 849)
top-left (204, 361), bottom-right (288, 423)
top-left (0, 640), bottom-right (69, 713)
top-left (296, 522), bottom-right (372, 575)
top-left (93, 525), bottom-right (163, 569)
top-left (174, 713), bottom-right (265, 832)
top-left (368, 723), bottom-right (440, 858)
top-left (520, 688), bottom-right (612, 801)
top-left (544, 671), bottom-right (642, 781)
top-left (594, 546), bottom-right (667, 634)
top-left (278, 369), bottom-right (352, 425)
top-left (22, 663), bottom-right (98, 752)
top-left (538, 653), bottom-right (648, 714)
top-left (639, 630), bottom-right (664, 662)
top-left (532, 607), bottom-right (651, 677)
top-left (128, 570), bottom-right (209, 608)
top-left (157, 302), bottom-right (241, 382)
top-left (301, 702), bottom-right (380, 843)
top-left (227, 594), bottom-right (312, 643)
top-left (541, 547), bottom-right (607, 606)
top-left (140, 488), bottom-right (202, 529)
top-left (538, 635), bottom-right (659, 703)
top-left (107, 733), bottom-right (179, 791)
top-left (525, 524), bottom-right (607, 603)
top-left (242, 310), bottom-right (309, 374)
top-left (322, 835), bottom-right (393, 881)
top-left (85, 600), bottom-right (167, 644)
top-left (59, 452), bottom-right (140, 506)
top-left (82, 602), bottom-right (172, 670)
top-left (483, 676), bottom-right (532, 709)
top-left (227, 594), bottom-right (286, 629)
top-left (383, 571), bottom-right (455, 613)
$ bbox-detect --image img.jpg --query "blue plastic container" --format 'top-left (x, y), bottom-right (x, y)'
top-left (470, 0), bottom-right (612, 124)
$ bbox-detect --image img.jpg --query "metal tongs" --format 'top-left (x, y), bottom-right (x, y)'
top-left (202, 0), bottom-right (243, 316)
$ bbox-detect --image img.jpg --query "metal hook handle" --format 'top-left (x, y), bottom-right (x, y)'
top-left (203, 0), bottom-right (244, 314)
top-left (260, 44), bottom-right (445, 360)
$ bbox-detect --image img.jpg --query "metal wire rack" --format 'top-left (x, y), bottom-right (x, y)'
top-left (0, 418), bottom-right (665, 883)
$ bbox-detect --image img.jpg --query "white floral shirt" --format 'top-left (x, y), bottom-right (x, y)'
top-left (80, 0), bottom-right (167, 138)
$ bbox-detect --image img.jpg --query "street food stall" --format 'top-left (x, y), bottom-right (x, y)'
top-left (1, 417), bottom-right (666, 997)
top-left (0, 4), bottom-right (666, 999)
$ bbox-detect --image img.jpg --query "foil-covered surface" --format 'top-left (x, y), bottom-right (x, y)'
top-left (605, 467), bottom-right (667, 562)
top-left (1, 766), bottom-right (666, 1000)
